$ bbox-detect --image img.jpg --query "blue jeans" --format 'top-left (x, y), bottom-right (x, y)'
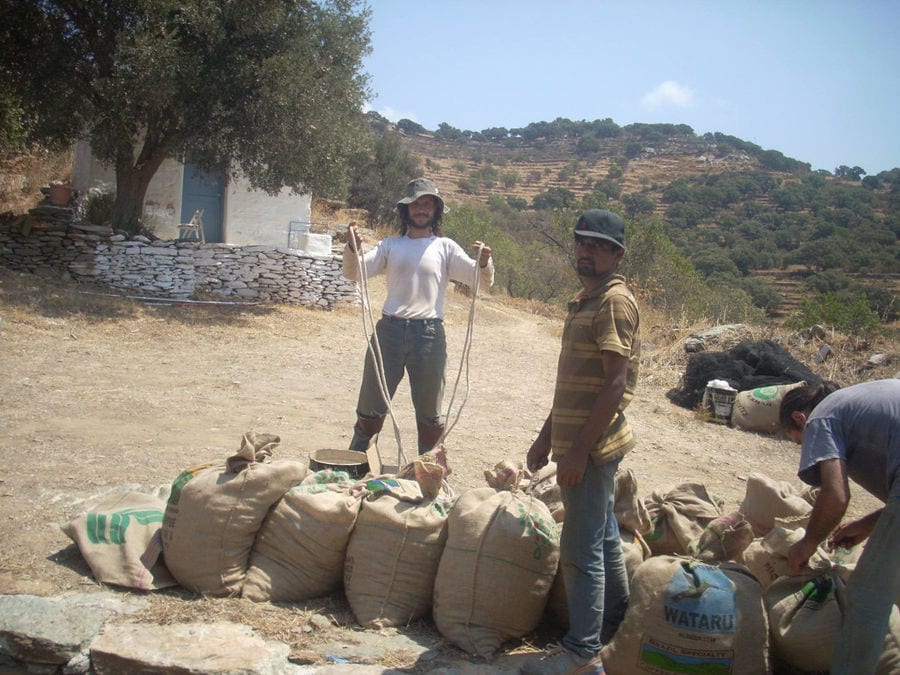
top-left (831, 498), bottom-right (900, 674)
top-left (352, 315), bottom-right (446, 449)
top-left (559, 457), bottom-right (629, 657)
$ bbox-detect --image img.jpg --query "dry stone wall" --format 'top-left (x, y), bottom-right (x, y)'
top-left (0, 205), bottom-right (359, 309)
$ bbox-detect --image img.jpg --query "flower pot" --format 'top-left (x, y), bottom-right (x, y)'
top-left (49, 183), bottom-right (74, 206)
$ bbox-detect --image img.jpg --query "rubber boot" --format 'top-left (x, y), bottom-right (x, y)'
top-left (349, 415), bottom-right (385, 453)
top-left (416, 422), bottom-right (444, 455)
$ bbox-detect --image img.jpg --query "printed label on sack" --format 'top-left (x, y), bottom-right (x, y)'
top-left (663, 564), bottom-right (737, 634)
top-left (750, 385), bottom-right (781, 401)
top-left (639, 635), bottom-right (733, 674)
top-left (516, 501), bottom-right (559, 560)
top-left (166, 463), bottom-right (215, 505)
top-left (85, 509), bottom-right (164, 545)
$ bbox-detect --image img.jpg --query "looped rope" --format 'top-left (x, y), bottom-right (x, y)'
top-left (439, 242), bottom-right (485, 448)
top-left (351, 231), bottom-right (407, 468)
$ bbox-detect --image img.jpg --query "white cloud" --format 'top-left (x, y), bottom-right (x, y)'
top-left (640, 81), bottom-right (695, 110)
top-left (363, 103), bottom-right (419, 123)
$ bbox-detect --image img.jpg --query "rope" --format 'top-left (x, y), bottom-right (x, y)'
top-left (439, 243), bottom-right (485, 447)
top-left (350, 231), bottom-right (408, 469)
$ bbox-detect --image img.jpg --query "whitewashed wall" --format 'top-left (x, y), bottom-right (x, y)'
top-left (226, 179), bottom-right (311, 248)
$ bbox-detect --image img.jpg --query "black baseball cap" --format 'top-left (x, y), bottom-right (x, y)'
top-left (574, 209), bottom-right (626, 250)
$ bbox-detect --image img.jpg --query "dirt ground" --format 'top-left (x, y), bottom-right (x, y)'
top-left (0, 265), bottom-right (886, 667)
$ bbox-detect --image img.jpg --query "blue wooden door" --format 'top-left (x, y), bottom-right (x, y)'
top-left (180, 164), bottom-right (225, 242)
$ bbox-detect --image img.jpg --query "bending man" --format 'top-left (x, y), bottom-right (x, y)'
top-left (780, 378), bottom-right (900, 674)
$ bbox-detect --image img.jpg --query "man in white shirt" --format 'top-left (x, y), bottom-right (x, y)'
top-left (343, 178), bottom-right (493, 455)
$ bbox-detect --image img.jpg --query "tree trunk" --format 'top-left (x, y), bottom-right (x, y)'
top-left (110, 151), bottom-right (167, 234)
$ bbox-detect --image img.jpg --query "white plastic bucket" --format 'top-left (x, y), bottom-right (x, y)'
top-left (706, 386), bottom-right (737, 423)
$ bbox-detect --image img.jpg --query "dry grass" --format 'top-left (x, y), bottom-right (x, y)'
top-left (636, 298), bottom-right (898, 391)
top-left (0, 147), bottom-right (74, 214)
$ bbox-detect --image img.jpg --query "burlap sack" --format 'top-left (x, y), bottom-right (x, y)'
top-left (615, 468), bottom-right (652, 534)
top-left (63, 491), bottom-right (176, 590)
top-left (741, 525), bottom-right (803, 590)
top-left (623, 528), bottom-right (652, 579)
top-left (731, 380), bottom-right (806, 433)
top-left (344, 479), bottom-right (454, 627)
top-left (530, 466), bottom-right (650, 529)
top-left (522, 463), bottom-right (563, 520)
top-left (242, 469), bottom-right (360, 602)
top-left (433, 487), bottom-right (559, 657)
top-left (643, 483), bottom-right (724, 557)
top-left (767, 571), bottom-right (900, 673)
top-left (161, 432), bottom-right (307, 596)
top-left (601, 556), bottom-right (769, 674)
top-left (739, 471), bottom-right (812, 537)
top-left (398, 447), bottom-right (451, 500)
top-left (544, 528), bottom-right (650, 631)
top-left (484, 459), bottom-right (525, 491)
top-left (742, 524), bottom-right (862, 590)
top-left (688, 511), bottom-right (755, 563)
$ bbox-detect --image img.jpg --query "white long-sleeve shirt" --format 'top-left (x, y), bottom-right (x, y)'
top-left (343, 235), bottom-right (494, 320)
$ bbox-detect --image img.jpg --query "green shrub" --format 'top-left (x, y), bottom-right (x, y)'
top-left (81, 188), bottom-right (116, 226)
top-left (787, 293), bottom-right (883, 338)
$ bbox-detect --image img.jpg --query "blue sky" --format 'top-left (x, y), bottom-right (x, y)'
top-left (362, 0), bottom-right (900, 175)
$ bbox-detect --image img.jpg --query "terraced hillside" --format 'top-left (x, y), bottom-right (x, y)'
top-left (398, 130), bottom-right (762, 221)
top-left (394, 129), bottom-right (898, 324)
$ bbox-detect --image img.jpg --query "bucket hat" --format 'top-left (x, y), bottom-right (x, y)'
top-left (574, 209), bottom-right (626, 249)
top-left (396, 177), bottom-right (448, 214)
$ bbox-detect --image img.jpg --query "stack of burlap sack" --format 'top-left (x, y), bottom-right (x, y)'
top-left (525, 466), bottom-right (900, 674)
top-left (63, 433), bottom-right (899, 671)
top-left (62, 433), bottom-right (561, 658)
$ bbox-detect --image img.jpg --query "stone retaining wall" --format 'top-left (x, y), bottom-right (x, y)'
top-left (0, 205), bottom-right (359, 309)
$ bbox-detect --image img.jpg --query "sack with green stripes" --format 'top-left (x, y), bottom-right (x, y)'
top-left (63, 490), bottom-right (176, 590)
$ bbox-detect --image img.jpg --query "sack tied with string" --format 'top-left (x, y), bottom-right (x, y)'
top-left (432, 485), bottom-right (560, 658)
top-left (344, 476), bottom-right (456, 628)
top-left (739, 471), bottom-right (814, 537)
top-left (688, 511), bottom-right (755, 563)
top-left (643, 482), bottom-right (725, 557)
top-left (161, 432), bottom-right (307, 596)
top-left (242, 469), bottom-right (361, 603)
top-left (545, 527), bottom-right (651, 631)
top-left (741, 523), bottom-right (862, 591)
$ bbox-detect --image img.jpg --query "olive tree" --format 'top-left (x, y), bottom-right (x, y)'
top-left (347, 130), bottom-right (421, 226)
top-left (1, 0), bottom-right (371, 232)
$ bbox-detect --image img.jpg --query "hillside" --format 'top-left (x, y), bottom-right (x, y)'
top-left (382, 124), bottom-right (899, 324)
top-left (398, 130), bottom-right (760, 218)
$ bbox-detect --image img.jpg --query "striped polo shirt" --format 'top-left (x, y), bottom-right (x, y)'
top-left (550, 273), bottom-right (641, 464)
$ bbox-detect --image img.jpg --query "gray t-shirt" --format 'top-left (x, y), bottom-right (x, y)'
top-left (798, 379), bottom-right (900, 502)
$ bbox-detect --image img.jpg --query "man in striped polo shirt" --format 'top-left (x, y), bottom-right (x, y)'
top-left (524, 209), bottom-right (641, 675)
